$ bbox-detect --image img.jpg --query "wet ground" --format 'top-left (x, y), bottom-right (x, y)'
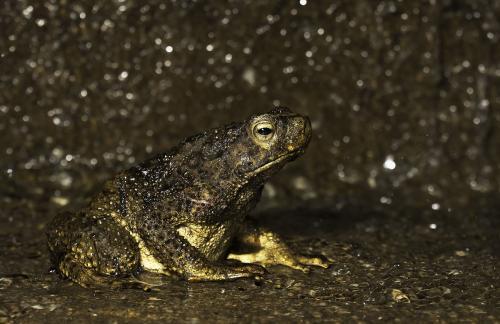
top-left (1, 197), bottom-right (499, 323)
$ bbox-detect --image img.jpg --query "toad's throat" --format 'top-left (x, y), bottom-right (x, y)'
top-left (245, 150), bottom-right (302, 179)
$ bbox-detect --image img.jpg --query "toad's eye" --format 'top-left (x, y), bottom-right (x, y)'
top-left (257, 127), bottom-right (272, 135)
top-left (253, 122), bottom-right (275, 140)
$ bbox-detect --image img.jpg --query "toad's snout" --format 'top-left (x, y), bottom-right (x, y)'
top-left (286, 115), bottom-right (312, 152)
top-left (303, 116), bottom-right (312, 143)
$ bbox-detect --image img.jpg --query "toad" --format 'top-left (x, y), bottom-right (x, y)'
top-left (47, 107), bottom-right (330, 287)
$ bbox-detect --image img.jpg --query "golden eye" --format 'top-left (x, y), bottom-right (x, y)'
top-left (253, 122), bottom-right (275, 140)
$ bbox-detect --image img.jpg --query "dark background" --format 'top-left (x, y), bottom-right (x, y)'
top-left (2, 0), bottom-right (499, 212)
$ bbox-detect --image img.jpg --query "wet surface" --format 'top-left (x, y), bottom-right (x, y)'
top-left (1, 199), bottom-right (499, 322)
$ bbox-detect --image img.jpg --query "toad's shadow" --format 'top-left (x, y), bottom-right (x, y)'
top-left (250, 206), bottom-right (374, 239)
top-left (254, 205), bottom-right (500, 258)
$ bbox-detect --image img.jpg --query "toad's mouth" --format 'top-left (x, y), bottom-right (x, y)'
top-left (245, 149), bottom-right (304, 178)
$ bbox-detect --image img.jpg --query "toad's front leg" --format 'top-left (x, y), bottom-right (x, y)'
top-left (136, 214), bottom-right (266, 282)
top-left (227, 224), bottom-right (331, 272)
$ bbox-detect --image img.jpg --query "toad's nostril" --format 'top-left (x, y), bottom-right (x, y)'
top-left (294, 116), bottom-right (311, 136)
top-left (304, 118), bottom-right (311, 133)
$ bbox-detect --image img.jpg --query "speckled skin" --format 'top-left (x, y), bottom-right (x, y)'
top-left (47, 107), bottom-right (329, 287)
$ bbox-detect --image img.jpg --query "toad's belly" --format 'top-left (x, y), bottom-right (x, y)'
top-left (109, 211), bottom-right (236, 272)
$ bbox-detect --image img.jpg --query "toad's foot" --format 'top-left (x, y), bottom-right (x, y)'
top-left (228, 249), bottom-right (331, 273)
top-left (186, 262), bottom-right (267, 282)
top-left (228, 229), bottom-right (332, 273)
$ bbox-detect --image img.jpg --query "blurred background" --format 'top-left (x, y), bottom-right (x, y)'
top-left (1, 0), bottom-right (500, 215)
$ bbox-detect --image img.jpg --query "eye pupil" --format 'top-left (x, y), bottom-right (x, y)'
top-left (257, 127), bottom-right (272, 136)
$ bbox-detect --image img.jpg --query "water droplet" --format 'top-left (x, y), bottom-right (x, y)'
top-left (118, 71), bottom-right (129, 81)
top-left (383, 156), bottom-right (396, 170)
top-left (242, 67), bottom-right (256, 86)
top-left (35, 19), bottom-right (46, 27)
top-left (380, 196), bottom-right (392, 204)
top-left (22, 6), bottom-right (34, 18)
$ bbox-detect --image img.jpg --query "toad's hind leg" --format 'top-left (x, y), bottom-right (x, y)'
top-left (59, 254), bottom-right (155, 289)
top-left (53, 216), bottom-right (142, 288)
top-left (59, 253), bottom-right (120, 288)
